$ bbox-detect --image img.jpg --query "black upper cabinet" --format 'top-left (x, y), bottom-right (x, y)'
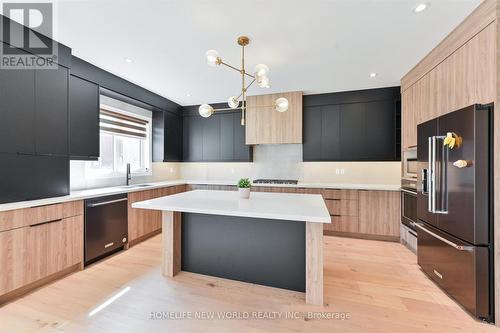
top-left (219, 113), bottom-right (234, 161)
top-left (69, 75), bottom-right (100, 160)
top-left (182, 110), bottom-right (252, 162)
top-left (339, 103), bottom-right (366, 160)
top-left (35, 67), bottom-right (69, 156)
top-left (365, 100), bottom-right (396, 160)
top-left (321, 105), bottom-right (341, 159)
top-left (233, 113), bottom-right (252, 161)
top-left (0, 64), bottom-right (35, 155)
top-left (153, 110), bottom-right (183, 162)
top-left (184, 116), bottom-right (203, 161)
top-left (303, 87), bottom-right (401, 161)
top-left (202, 115), bottom-right (221, 161)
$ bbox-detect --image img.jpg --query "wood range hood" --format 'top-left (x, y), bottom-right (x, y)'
top-left (245, 91), bottom-right (303, 145)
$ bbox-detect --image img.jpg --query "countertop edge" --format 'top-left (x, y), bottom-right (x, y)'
top-left (0, 179), bottom-right (401, 212)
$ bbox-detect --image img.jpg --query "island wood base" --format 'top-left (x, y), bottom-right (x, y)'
top-left (161, 210), bottom-right (324, 306)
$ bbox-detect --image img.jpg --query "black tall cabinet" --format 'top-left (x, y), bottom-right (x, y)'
top-left (182, 106), bottom-right (253, 162)
top-left (303, 87), bottom-right (401, 161)
top-left (69, 75), bottom-right (100, 160)
top-left (153, 109), bottom-right (183, 162)
top-left (0, 47), bottom-right (71, 203)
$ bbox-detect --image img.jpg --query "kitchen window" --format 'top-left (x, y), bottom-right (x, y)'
top-left (85, 105), bottom-right (152, 178)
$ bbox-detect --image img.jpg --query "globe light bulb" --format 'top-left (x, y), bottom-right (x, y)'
top-left (257, 75), bottom-right (270, 88)
top-left (199, 104), bottom-right (214, 118)
top-left (274, 97), bottom-right (289, 113)
top-left (206, 50), bottom-right (220, 67)
top-left (254, 64), bottom-right (269, 78)
top-left (228, 96), bottom-right (240, 109)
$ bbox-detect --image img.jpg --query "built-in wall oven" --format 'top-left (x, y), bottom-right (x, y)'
top-left (401, 177), bottom-right (417, 253)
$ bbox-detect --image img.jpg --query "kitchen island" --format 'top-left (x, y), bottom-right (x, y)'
top-left (132, 189), bottom-right (331, 305)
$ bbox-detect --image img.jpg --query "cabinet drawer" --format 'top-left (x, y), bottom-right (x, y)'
top-left (322, 189), bottom-right (358, 200)
top-left (0, 203), bottom-right (63, 232)
top-left (324, 216), bottom-right (359, 233)
top-left (325, 199), bottom-right (358, 216)
top-left (62, 200), bottom-right (84, 218)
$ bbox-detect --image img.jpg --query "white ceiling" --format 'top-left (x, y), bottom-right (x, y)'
top-left (50, 0), bottom-right (480, 106)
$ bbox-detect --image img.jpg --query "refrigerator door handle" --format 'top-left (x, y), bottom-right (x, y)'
top-left (414, 223), bottom-right (473, 251)
top-left (421, 169), bottom-right (428, 195)
top-left (434, 136), bottom-right (449, 215)
top-left (428, 137), bottom-right (434, 213)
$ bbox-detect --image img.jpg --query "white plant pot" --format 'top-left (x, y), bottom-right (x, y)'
top-left (239, 187), bottom-right (251, 199)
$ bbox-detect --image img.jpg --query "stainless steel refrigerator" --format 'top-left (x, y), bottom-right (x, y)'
top-left (416, 104), bottom-right (493, 322)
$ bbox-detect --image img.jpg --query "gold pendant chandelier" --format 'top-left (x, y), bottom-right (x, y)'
top-left (199, 36), bottom-right (289, 126)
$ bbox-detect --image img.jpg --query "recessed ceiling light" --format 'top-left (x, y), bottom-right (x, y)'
top-left (124, 58), bottom-right (133, 63)
top-left (186, 93), bottom-right (192, 97)
top-left (413, 3), bottom-right (429, 13)
top-left (369, 72), bottom-right (377, 78)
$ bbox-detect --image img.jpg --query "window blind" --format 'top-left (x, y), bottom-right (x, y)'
top-left (100, 108), bottom-right (148, 138)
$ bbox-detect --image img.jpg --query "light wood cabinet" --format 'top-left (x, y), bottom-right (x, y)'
top-left (401, 22), bottom-right (495, 151)
top-left (0, 206), bottom-right (83, 299)
top-left (185, 184), bottom-right (399, 239)
top-left (128, 185), bottom-right (185, 245)
top-left (324, 199), bottom-right (358, 217)
top-left (358, 190), bottom-right (400, 238)
top-left (46, 216), bottom-right (83, 276)
top-left (245, 91), bottom-right (302, 144)
top-left (324, 216), bottom-right (358, 233)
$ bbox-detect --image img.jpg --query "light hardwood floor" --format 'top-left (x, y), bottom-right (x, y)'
top-left (0, 235), bottom-right (497, 333)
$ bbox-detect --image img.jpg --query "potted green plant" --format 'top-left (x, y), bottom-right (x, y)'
top-left (238, 178), bottom-right (251, 199)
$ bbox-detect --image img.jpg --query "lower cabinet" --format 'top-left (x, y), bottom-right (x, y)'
top-left (128, 185), bottom-right (185, 245)
top-left (186, 184), bottom-right (400, 240)
top-left (0, 201), bottom-right (83, 301)
top-left (358, 190), bottom-right (400, 239)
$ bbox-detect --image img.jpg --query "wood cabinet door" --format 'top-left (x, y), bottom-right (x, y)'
top-left (358, 191), bottom-right (400, 237)
top-left (128, 190), bottom-right (161, 242)
top-left (0, 224), bottom-right (48, 295)
top-left (46, 216), bottom-right (83, 276)
top-left (401, 87), bottom-right (417, 150)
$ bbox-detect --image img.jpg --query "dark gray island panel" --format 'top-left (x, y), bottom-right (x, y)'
top-left (181, 213), bottom-right (306, 292)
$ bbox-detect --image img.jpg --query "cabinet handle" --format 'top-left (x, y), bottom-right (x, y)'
top-left (87, 198), bottom-right (128, 207)
top-left (104, 242), bottom-right (114, 249)
top-left (30, 218), bottom-right (62, 227)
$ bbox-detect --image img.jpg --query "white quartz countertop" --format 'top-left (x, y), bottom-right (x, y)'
top-left (189, 180), bottom-right (401, 191)
top-left (0, 179), bottom-right (400, 212)
top-left (132, 190), bottom-right (332, 224)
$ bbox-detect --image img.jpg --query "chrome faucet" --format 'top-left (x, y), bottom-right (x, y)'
top-left (126, 163), bottom-right (131, 186)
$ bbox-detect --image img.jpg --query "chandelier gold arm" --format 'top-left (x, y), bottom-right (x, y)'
top-left (219, 60), bottom-right (255, 79)
top-left (211, 104), bottom-right (276, 113)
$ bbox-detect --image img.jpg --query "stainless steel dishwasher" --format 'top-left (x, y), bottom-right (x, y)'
top-left (84, 193), bottom-right (128, 265)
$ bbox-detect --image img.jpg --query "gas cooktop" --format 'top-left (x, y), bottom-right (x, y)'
top-left (253, 179), bottom-right (299, 185)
